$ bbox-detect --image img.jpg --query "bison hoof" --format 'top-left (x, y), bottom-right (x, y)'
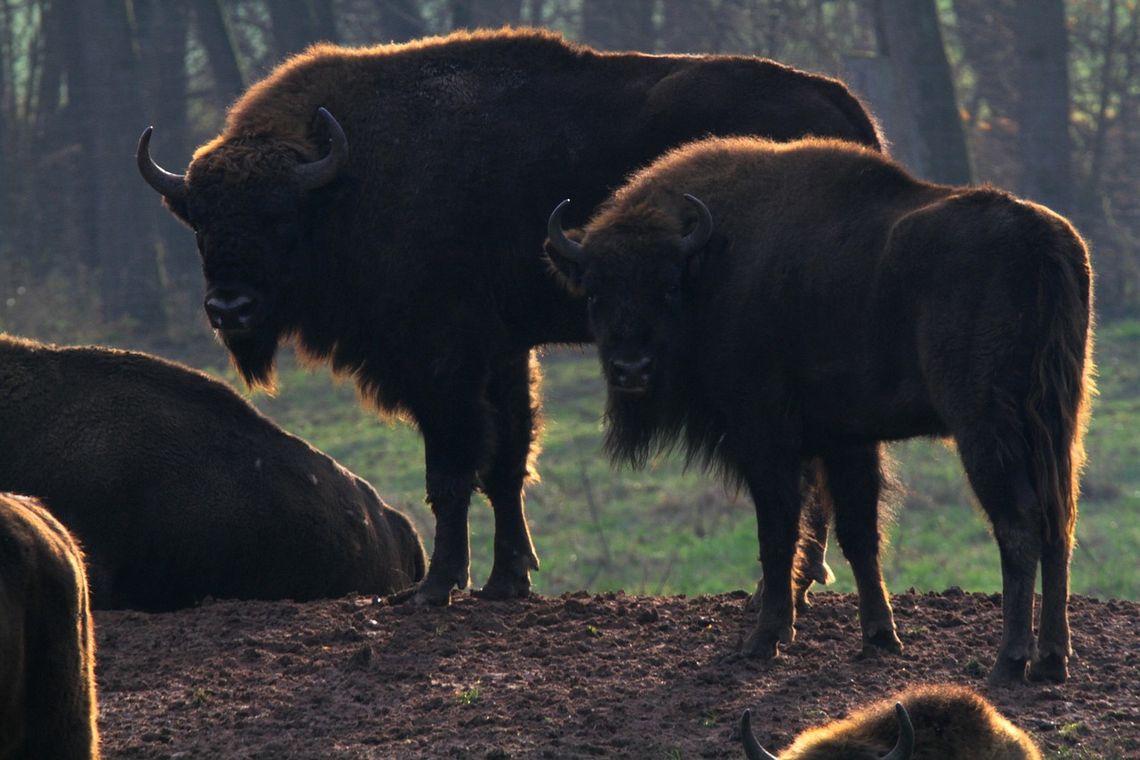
top-left (987, 656), bottom-right (1029, 686)
top-left (472, 575), bottom-right (532, 600)
top-left (742, 625), bottom-right (792, 659)
top-left (862, 624), bottom-right (903, 655)
top-left (1028, 653), bottom-right (1068, 683)
top-left (388, 576), bottom-right (456, 607)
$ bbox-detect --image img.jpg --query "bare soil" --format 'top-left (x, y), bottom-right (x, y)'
top-left (95, 590), bottom-right (1139, 758)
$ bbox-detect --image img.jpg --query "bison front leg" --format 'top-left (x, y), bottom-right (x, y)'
top-left (741, 455), bottom-right (803, 659)
top-left (398, 396), bottom-right (491, 606)
top-left (474, 350), bottom-right (541, 600)
top-left (748, 464), bottom-right (834, 614)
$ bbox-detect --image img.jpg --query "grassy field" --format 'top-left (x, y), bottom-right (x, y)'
top-left (202, 317), bottom-right (1140, 603)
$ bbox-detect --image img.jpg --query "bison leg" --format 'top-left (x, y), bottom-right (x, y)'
top-left (740, 455), bottom-right (803, 659)
top-left (794, 461), bottom-right (835, 609)
top-left (1032, 514), bottom-right (1072, 683)
top-left (959, 444), bottom-right (1042, 685)
top-left (400, 395), bottom-right (492, 606)
top-left (473, 350), bottom-right (541, 600)
top-left (748, 462), bottom-right (833, 614)
top-left (826, 445), bottom-right (902, 654)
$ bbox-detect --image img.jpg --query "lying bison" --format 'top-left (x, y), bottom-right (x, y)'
top-left (0, 493), bottom-right (100, 759)
top-left (545, 136), bottom-right (1094, 684)
top-left (137, 27), bottom-right (882, 606)
top-left (740, 684), bottom-right (1041, 759)
top-left (0, 334), bottom-right (424, 611)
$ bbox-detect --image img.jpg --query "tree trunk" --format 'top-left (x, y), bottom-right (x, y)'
top-left (192, 0), bottom-right (246, 107)
top-left (1010, 0), bottom-right (1073, 214)
top-left (872, 0), bottom-right (972, 184)
top-left (267, 0), bottom-right (339, 61)
top-left (68, 0), bottom-right (164, 329)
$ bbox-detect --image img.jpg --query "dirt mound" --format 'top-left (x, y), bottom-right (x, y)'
top-left (95, 590), bottom-right (1138, 758)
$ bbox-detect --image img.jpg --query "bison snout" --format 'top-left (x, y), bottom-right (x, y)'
top-left (609, 356), bottom-right (654, 392)
top-left (204, 287), bottom-right (263, 332)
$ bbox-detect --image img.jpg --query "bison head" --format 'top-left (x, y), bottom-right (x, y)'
top-left (137, 108), bottom-right (348, 388)
top-left (545, 194), bottom-right (713, 395)
top-left (740, 704), bottom-right (915, 759)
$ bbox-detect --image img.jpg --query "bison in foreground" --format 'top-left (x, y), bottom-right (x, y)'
top-left (545, 136), bottom-right (1093, 684)
top-left (0, 493), bottom-right (99, 759)
top-left (137, 27), bottom-right (882, 606)
top-left (0, 334), bottom-right (425, 611)
top-left (740, 684), bottom-right (1041, 759)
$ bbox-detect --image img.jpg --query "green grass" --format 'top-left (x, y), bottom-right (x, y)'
top-left (197, 320), bottom-right (1139, 601)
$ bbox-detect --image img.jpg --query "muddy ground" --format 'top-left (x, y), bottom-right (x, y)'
top-left (95, 589), bottom-right (1139, 758)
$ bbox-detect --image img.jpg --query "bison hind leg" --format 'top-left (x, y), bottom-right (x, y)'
top-left (956, 434), bottom-right (1043, 686)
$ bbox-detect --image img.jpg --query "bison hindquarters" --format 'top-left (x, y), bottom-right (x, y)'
top-left (0, 494), bottom-right (99, 760)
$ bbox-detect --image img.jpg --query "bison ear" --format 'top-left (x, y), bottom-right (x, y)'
top-left (684, 232), bottom-right (723, 284)
top-left (162, 195), bottom-right (193, 228)
top-left (543, 229), bottom-right (587, 295)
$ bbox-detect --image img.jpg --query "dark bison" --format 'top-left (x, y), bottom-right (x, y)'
top-left (740, 684), bottom-right (1041, 759)
top-left (0, 493), bottom-right (100, 759)
top-left (545, 136), bottom-right (1094, 684)
top-left (136, 27), bottom-right (882, 606)
top-left (0, 334), bottom-right (425, 611)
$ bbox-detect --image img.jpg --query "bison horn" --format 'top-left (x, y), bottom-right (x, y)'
top-left (679, 193), bottom-right (713, 255)
top-left (295, 107), bottom-right (348, 190)
top-left (880, 703), bottom-right (916, 760)
top-left (547, 199), bottom-right (586, 263)
top-left (136, 126), bottom-right (187, 204)
top-left (740, 709), bottom-right (780, 760)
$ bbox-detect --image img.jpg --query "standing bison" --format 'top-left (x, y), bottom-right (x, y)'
top-left (545, 136), bottom-right (1093, 684)
top-left (0, 493), bottom-right (100, 759)
top-left (740, 684), bottom-right (1041, 759)
top-left (0, 334), bottom-right (424, 611)
top-left (137, 27), bottom-right (881, 606)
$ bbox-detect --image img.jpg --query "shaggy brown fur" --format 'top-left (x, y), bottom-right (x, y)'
top-left (546, 136), bottom-right (1094, 684)
top-left (742, 685), bottom-right (1042, 759)
top-left (0, 493), bottom-right (99, 759)
top-left (0, 334), bottom-right (424, 611)
top-left (138, 27), bottom-right (882, 607)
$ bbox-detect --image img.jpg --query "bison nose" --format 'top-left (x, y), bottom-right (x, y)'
top-left (204, 287), bottom-right (262, 331)
top-left (610, 356), bottom-right (654, 391)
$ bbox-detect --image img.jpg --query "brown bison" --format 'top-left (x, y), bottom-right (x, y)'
top-left (740, 684), bottom-right (1042, 759)
top-left (136, 27), bottom-right (882, 606)
top-left (545, 136), bottom-right (1093, 684)
top-left (0, 334), bottom-right (425, 611)
top-left (0, 493), bottom-right (100, 759)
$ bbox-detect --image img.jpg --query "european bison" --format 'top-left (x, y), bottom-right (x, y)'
top-left (136, 27), bottom-right (882, 606)
top-left (740, 684), bottom-right (1041, 759)
top-left (545, 136), bottom-right (1093, 684)
top-left (0, 334), bottom-right (425, 611)
top-left (0, 493), bottom-right (99, 759)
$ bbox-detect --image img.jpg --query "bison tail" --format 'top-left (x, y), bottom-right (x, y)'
top-left (1024, 222), bottom-right (1094, 547)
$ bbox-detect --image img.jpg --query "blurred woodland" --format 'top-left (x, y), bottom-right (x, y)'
top-left (0, 0), bottom-right (1137, 349)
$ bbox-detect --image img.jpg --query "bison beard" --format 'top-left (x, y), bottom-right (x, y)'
top-left (136, 28), bottom-right (884, 608)
top-left (223, 327), bottom-right (284, 390)
top-left (547, 136), bottom-right (1093, 686)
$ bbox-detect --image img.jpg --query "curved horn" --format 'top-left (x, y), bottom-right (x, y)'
top-left (679, 193), bottom-right (713, 256)
top-left (740, 709), bottom-right (780, 760)
top-left (295, 107), bottom-right (348, 190)
top-left (136, 126), bottom-right (187, 203)
top-left (547, 199), bottom-right (585, 263)
top-left (880, 703), bottom-right (916, 760)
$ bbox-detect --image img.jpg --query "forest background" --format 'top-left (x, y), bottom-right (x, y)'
top-left (1, 0), bottom-right (1136, 601)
